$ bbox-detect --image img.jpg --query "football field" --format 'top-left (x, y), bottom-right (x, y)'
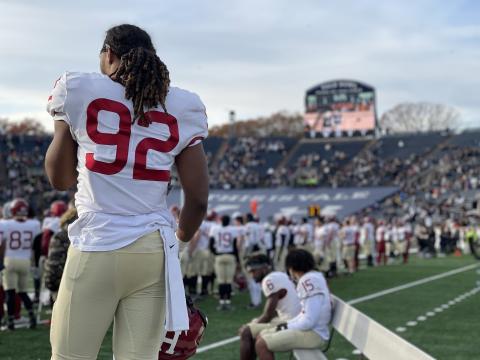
top-left (1, 255), bottom-right (479, 360)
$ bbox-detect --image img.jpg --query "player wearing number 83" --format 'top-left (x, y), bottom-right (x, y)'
top-left (45, 24), bottom-right (209, 360)
top-left (0, 199), bottom-right (41, 331)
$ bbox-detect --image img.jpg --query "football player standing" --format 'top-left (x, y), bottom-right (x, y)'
top-left (244, 213), bottom-right (265, 309)
top-left (0, 199), bottom-right (41, 330)
top-left (209, 215), bottom-right (240, 310)
top-left (45, 24), bottom-right (209, 359)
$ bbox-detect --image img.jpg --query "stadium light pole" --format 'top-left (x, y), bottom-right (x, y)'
top-left (229, 110), bottom-right (236, 139)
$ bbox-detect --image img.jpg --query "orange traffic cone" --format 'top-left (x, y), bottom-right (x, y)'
top-left (454, 248), bottom-right (462, 257)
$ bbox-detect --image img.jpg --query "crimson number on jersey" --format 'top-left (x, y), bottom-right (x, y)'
top-left (85, 98), bottom-right (179, 181)
top-left (7, 231), bottom-right (33, 250)
top-left (301, 278), bottom-right (314, 293)
top-left (218, 232), bottom-right (233, 248)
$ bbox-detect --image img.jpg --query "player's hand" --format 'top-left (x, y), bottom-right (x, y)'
top-left (275, 323), bottom-right (288, 331)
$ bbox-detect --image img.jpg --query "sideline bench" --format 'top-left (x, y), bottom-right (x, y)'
top-left (294, 295), bottom-right (435, 360)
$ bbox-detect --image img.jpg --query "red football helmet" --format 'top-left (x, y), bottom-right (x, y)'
top-left (10, 198), bottom-right (29, 218)
top-left (159, 296), bottom-right (208, 360)
top-left (206, 210), bottom-right (217, 222)
top-left (50, 200), bottom-right (67, 217)
top-left (234, 272), bottom-right (247, 291)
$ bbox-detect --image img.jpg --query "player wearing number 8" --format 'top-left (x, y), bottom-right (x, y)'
top-left (45, 24), bottom-right (209, 360)
top-left (0, 199), bottom-right (41, 330)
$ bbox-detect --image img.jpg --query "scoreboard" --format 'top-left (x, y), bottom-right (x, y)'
top-left (304, 80), bottom-right (377, 138)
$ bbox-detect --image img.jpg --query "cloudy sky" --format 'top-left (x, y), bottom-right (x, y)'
top-left (0, 0), bottom-right (478, 132)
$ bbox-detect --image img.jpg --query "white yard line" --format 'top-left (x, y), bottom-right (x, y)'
top-left (348, 263), bottom-right (479, 305)
top-left (395, 286), bottom-right (480, 333)
top-left (196, 262), bottom-right (480, 354)
top-left (196, 336), bottom-right (241, 353)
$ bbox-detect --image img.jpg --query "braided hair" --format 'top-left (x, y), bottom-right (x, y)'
top-left (103, 24), bottom-right (170, 125)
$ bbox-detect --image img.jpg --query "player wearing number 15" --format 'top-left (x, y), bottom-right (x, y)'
top-left (0, 198), bottom-right (41, 330)
top-left (45, 24), bottom-right (209, 360)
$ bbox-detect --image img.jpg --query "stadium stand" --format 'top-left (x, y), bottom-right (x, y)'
top-left (1, 129), bottom-right (479, 221)
top-left (209, 136), bottom-right (297, 189)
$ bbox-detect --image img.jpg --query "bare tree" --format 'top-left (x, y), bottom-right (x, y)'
top-left (380, 102), bottom-right (461, 133)
top-left (210, 111), bottom-right (304, 137)
top-left (0, 118), bottom-right (47, 135)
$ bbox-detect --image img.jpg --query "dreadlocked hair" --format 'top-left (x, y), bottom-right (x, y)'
top-left (104, 24), bottom-right (170, 126)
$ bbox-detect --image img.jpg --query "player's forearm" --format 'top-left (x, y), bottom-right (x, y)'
top-left (256, 303), bottom-right (277, 323)
top-left (45, 122), bottom-right (78, 190)
top-left (287, 296), bottom-right (323, 331)
top-left (177, 196), bottom-right (208, 242)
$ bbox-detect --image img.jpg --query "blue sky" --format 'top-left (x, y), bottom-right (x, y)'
top-left (0, 0), bottom-right (479, 131)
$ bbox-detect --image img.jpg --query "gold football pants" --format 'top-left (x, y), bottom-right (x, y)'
top-left (50, 231), bottom-right (166, 360)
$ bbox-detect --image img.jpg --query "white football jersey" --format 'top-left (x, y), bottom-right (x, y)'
top-left (1, 219), bottom-right (41, 259)
top-left (295, 271), bottom-right (331, 339)
top-left (42, 216), bottom-right (61, 234)
top-left (245, 222), bottom-right (264, 250)
top-left (261, 226), bottom-right (273, 251)
top-left (325, 221), bottom-right (340, 245)
top-left (300, 222), bottom-right (314, 245)
top-left (197, 221), bottom-right (213, 251)
top-left (362, 222), bottom-right (375, 243)
top-left (292, 225), bottom-right (303, 246)
top-left (342, 225), bottom-right (357, 245)
top-left (314, 225), bottom-right (326, 251)
top-left (210, 225), bottom-right (237, 254)
top-left (47, 72), bottom-right (208, 250)
top-left (376, 226), bottom-right (386, 243)
top-left (261, 272), bottom-right (301, 320)
top-left (275, 225), bottom-right (290, 248)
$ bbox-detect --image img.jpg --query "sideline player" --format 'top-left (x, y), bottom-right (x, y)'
top-left (244, 213), bottom-right (265, 309)
top-left (210, 215), bottom-right (240, 310)
top-left (239, 254), bottom-right (301, 360)
top-left (45, 24), bottom-right (208, 359)
top-left (255, 249), bottom-right (332, 359)
top-left (0, 199), bottom-right (41, 330)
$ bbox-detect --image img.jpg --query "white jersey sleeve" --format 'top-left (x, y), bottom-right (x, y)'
top-left (177, 91), bottom-right (208, 148)
top-left (0, 220), bottom-right (9, 246)
top-left (46, 73), bottom-right (68, 122)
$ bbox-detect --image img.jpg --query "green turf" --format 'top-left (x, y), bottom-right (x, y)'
top-left (0, 255), bottom-right (478, 359)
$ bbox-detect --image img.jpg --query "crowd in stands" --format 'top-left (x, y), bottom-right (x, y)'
top-left (1, 124), bottom-right (479, 228)
top-left (0, 133), bottom-right (69, 215)
top-left (209, 137), bottom-right (291, 190)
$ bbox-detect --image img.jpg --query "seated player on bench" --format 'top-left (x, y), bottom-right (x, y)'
top-left (255, 249), bottom-right (332, 360)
